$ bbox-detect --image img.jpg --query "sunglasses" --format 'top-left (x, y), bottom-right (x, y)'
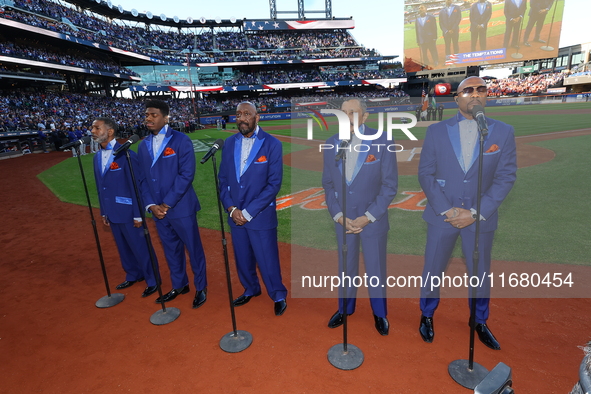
top-left (458, 86), bottom-right (488, 96)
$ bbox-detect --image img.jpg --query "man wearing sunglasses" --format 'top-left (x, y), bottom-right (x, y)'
top-left (417, 76), bottom-right (517, 350)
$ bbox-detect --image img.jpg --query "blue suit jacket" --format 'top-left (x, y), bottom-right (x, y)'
top-left (439, 5), bottom-right (462, 34)
top-left (470, 1), bottom-right (493, 30)
top-left (418, 113), bottom-right (517, 233)
top-left (322, 128), bottom-right (398, 237)
top-left (137, 126), bottom-right (200, 219)
top-left (504, 0), bottom-right (527, 20)
top-left (93, 142), bottom-right (141, 224)
top-left (218, 128), bottom-right (282, 230)
top-left (415, 14), bottom-right (439, 45)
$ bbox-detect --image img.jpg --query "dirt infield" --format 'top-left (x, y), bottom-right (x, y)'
top-left (1, 130), bottom-right (589, 392)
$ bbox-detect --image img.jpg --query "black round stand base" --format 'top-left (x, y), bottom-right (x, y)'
top-left (449, 359), bottom-right (489, 389)
top-left (95, 293), bottom-right (125, 308)
top-left (327, 343), bottom-right (364, 370)
top-left (150, 307), bottom-right (180, 325)
top-left (220, 330), bottom-right (253, 353)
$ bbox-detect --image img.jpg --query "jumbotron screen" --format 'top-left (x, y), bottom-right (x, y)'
top-left (403, 0), bottom-right (565, 71)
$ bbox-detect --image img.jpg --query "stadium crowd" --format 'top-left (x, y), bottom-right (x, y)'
top-left (3, 0), bottom-right (377, 63)
top-left (486, 72), bottom-right (565, 96)
top-left (0, 38), bottom-right (137, 76)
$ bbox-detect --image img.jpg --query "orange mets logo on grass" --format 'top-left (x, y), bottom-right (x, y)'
top-left (276, 188), bottom-right (427, 212)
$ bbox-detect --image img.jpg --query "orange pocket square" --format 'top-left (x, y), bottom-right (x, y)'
top-left (365, 154), bottom-right (376, 162)
top-left (485, 144), bottom-right (499, 153)
top-left (163, 147), bottom-right (175, 156)
top-left (110, 162), bottom-right (120, 170)
top-left (256, 155), bottom-right (267, 162)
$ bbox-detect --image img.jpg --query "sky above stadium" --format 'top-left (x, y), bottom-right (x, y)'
top-left (117, 0), bottom-right (590, 59)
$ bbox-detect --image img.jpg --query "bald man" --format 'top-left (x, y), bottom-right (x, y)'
top-left (418, 77), bottom-right (517, 350)
top-left (218, 102), bottom-right (288, 316)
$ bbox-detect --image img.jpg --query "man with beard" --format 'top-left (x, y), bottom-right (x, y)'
top-left (218, 102), bottom-right (287, 316)
top-left (91, 117), bottom-right (158, 297)
top-left (137, 100), bottom-right (207, 308)
top-left (417, 77), bottom-right (517, 350)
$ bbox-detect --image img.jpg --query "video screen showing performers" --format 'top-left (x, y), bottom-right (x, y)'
top-left (403, 0), bottom-right (565, 71)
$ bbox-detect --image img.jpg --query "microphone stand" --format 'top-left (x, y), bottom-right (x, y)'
top-left (540, 1), bottom-right (557, 52)
top-left (73, 149), bottom-right (124, 308)
top-left (209, 155), bottom-right (252, 352)
top-left (510, 17), bottom-right (524, 59)
top-left (328, 140), bottom-right (364, 370)
top-left (123, 148), bottom-right (180, 325)
top-left (449, 118), bottom-right (490, 389)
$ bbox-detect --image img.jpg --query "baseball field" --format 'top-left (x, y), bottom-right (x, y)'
top-left (1, 100), bottom-right (589, 392)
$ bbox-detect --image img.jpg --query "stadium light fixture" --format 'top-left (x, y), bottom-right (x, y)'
top-left (107, 0), bottom-right (112, 9)
top-left (95, 0), bottom-right (100, 3)
top-left (186, 17), bottom-right (194, 24)
top-left (117, 4), bottom-right (123, 13)
top-left (200, 17), bottom-right (207, 24)
top-left (215, 17), bottom-right (221, 24)
top-left (160, 13), bottom-right (167, 21)
top-left (146, 11), bottom-right (153, 19)
top-left (173, 15), bottom-right (180, 23)
top-left (230, 17), bottom-right (237, 23)
top-left (131, 8), bottom-right (138, 17)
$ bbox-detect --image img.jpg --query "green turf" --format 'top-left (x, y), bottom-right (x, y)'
top-left (37, 102), bottom-right (590, 264)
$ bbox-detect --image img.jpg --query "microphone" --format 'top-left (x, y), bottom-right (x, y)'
top-left (335, 139), bottom-right (350, 162)
top-left (60, 135), bottom-right (91, 150)
top-left (200, 138), bottom-right (224, 164)
top-left (113, 134), bottom-right (140, 155)
top-left (471, 104), bottom-right (488, 137)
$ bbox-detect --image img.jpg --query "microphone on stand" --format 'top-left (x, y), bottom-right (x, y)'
top-left (471, 105), bottom-right (488, 137)
top-left (200, 139), bottom-right (224, 164)
top-left (335, 139), bottom-right (350, 162)
top-left (60, 135), bottom-right (91, 150)
top-left (113, 134), bottom-right (140, 155)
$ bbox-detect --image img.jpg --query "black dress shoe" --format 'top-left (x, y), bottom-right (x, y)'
top-left (524, 41), bottom-right (531, 47)
top-left (474, 323), bottom-right (501, 350)
top-left (232, 291), bottom-right (261, 306)
top-left (419, 315), bottom-right (434, 343)
top-left (116, 278), bottom-right (144, 289)
top-left (327, 311), bottom-right (352, 328)
top-left (141, 285), bottom-right (158, 298)
top-left (192, 288), bottom-right (207, 309)
top-left (274, 299), bottom-right (287, 316)
top-left (374, 315), bottom-right (389, 336)
top-left (155, 285), bottom-right (189, 303)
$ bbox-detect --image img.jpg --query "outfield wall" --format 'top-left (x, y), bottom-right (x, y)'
top-left (198, 93), bottom-right (590, 124)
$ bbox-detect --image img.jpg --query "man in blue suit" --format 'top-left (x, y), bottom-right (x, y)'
top-left (218, 102), bottom-right (288, 316)
top-left (418, 77), bottom-right (517, 350)
top-left (523, 0), bottom-right (554, 46)
top-left (415, 5), bottom-right (440, 67)
top-left (322, 99), bottom-right (398, 336)
top-left (91, 117), bottom-right (157, 298)
top-left (439, 0), bottom-right (462, 59)
top-left (470, 0), bottom-right (493, 52)
top-left (503, 0), bottom-right (527, 49)
top-left (137, 100), bottom-right (207, 308)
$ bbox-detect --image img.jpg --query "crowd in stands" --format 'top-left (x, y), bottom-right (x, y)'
top-left (228, 66), bottom-right (404, 86)
top-left (0, 87), bottom-right (410, 138)
top-left (486, 72), bottom-right (565, 96)
top-left (0, 38), bottom-right (137, 76)
top-left (3, 0), bottom-right (378, 64)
